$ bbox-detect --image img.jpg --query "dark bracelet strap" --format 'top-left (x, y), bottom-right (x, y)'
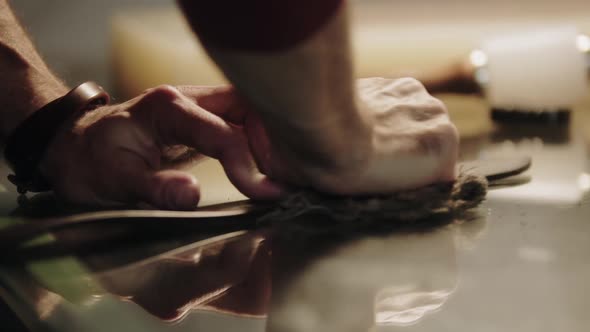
top-left (4, 82), bottom-right (110, 194)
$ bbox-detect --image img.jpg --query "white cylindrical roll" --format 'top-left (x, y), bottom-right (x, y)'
top-left (480, 25), bottom-right (588, 110)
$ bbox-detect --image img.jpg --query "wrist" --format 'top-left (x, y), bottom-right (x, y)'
top-left (4, 82), bottom-right (109, 193)
top-left (304, 100), bottom-right (376, 191)
top-left (270, 99), bottom-right (374, 188)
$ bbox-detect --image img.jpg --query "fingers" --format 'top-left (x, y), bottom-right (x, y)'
top-left (176, 85), bottom-right (247, 124)
top-left (47, 85), bottom-right (282, 210)
top-left (219, 138), bottom-right (286, 201)
top-left (355, 77), bottom-right (460, 192)
top-left (139, 85), bottom-right (285, 201)
top-left (56, 145), bottom-right (201, 210)
top-left (138, 85), bottom-right (238, 160)
top-left (90, 144), bottom-right (201, 210)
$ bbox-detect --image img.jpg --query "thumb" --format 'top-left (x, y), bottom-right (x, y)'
top-left (137, 169), bottom-right (201, 210)
top-left (219, 134), bottom-right (286, 201)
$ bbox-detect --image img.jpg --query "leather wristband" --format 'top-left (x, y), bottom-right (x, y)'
top-left (4, 81), bottom-right (110, 194)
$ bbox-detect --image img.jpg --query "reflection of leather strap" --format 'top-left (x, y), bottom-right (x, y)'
top-left (4, 81), bottom-right (110, 194)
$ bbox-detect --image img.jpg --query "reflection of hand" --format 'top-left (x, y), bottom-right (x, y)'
top-left (40, 85), bottom-right (284, 210)
top-left (98, 232), bottom-right (271, 320)
top-left (249, 77), bottom-right (460, 195)
top-left (268, 227), bottom-right (460, 332)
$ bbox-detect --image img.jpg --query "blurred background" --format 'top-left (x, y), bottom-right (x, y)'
top-left (9, 0), bottom-right (590, 139)
top-left (11, 0), bottom-right (170, 98)
top-left (10, 0), bottom-right (590, 91)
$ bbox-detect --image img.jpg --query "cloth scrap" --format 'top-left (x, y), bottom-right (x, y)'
top-left (257, 172), bottom-right (488, 232)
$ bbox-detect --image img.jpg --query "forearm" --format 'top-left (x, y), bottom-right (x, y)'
top-left (0, 0), bottom-right (67, 139)
top-left (179, 1), bottom-right (372, 169)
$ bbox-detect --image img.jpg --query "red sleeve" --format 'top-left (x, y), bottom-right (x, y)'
top-left (178, 0), bottom-right (344, 52)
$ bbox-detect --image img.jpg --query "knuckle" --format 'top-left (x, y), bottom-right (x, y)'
top-left (142, 84), bottom-right (182, 104)
top-left (438, 122), bottom-right (460, 160)
top-left (136, 85), bottom-right (187, 118)
top-left (418, 121), bottom-right (459, 155)
top-left (400, 97), bottom-right (448, 122)
top-left (437, 122), bottom-right (459, 145)
top-left (425, 96), bottom-right (448, 115)
top-left (394, 77), bottom-right (426, 95)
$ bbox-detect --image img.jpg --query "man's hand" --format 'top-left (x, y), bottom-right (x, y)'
top-left (40, 85), bottom-right (284, 210)
top-left (39, 78), bottom-right (457, 210)
top-left (180, 2), bottom-right (458, 196)
top-left (246, 77), bottom-right (459, 195)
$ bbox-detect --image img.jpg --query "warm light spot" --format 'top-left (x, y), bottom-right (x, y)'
top-left (576, 34), bottom-right (590, 53)
top-left (577, 173), bottom-right (590, 191)
top-left (469, 49), bottom-right (488, 67)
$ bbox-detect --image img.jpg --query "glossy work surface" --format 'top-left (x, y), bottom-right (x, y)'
top-left (1, 117), bottom-right (590, 332)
